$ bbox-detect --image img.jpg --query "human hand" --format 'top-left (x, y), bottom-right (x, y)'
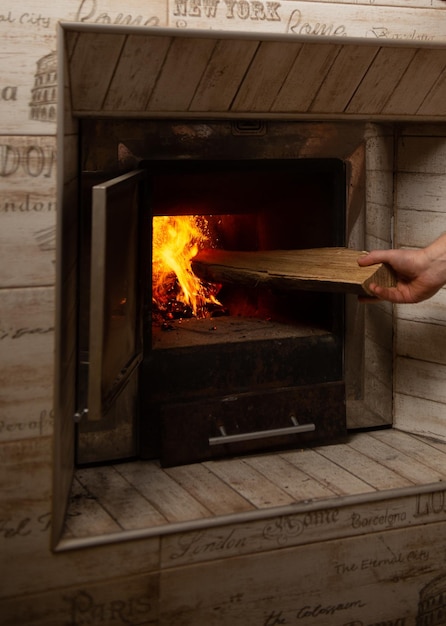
top-left (358, 240), bottom-right (446, 303)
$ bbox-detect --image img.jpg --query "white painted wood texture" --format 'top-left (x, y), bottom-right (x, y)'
top-left (65, 13), bottom-right (446, 120)
top-left (0, 136), bottom-right (56, 288)
top-left (361, 125), bottom-right (394, 424)
top-left (0, 0), bottom-right (166, 135)
top-left (2, 572), bottom-right (160, 626)
top-left (51, 107), bottom-right (80, 541)
top-left (393, 129), bottom-right (446, 440)
top-left (168, 0), bottom-right (446, 40)
top-left (159, 523), bottom-right (446, 625)
top-left (0, 287), bottom-right (54, 443)
top-left (1, 0), bottom-right (446, 134)
top-left (64, 430), bottom-right (446, 542)
top-left (0, 438), bottom-right (160, 598)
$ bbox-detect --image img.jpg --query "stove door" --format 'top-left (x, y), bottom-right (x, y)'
top-left (76, 169), bottom-right (147, 464)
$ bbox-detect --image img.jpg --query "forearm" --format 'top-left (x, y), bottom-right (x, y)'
top-left (424, 232), bottom-right (446, 266)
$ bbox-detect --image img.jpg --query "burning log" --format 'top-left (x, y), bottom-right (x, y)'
top-left (191, 247), bottom-right (396, 297)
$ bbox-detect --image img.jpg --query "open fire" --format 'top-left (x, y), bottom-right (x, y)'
top-left (152, 215), bottom-right (223, 321)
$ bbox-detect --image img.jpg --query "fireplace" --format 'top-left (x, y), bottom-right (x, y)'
top-left (74, 118), bottom-right (376, 467)
top-left (50, 18), bottom-right (446, 546)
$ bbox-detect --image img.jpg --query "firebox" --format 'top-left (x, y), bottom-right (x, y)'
top-left (76, 119), bottom-right (355, 467)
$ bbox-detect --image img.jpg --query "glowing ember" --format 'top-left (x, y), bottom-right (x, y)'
top-left (152, 215), bottom-right (221, 319)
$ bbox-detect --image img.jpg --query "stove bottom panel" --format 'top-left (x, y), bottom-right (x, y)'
top-left (147, 317), bottom-right (343, 403)
top-left (140, 318), bottom-right (344, 461)
top-left (158, 381), bottom-right (346, 467)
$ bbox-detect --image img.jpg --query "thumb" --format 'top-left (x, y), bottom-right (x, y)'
top-left (357, 252), bottom-right (377, 267)
top-left (357, 250), bottom-right (392, 267)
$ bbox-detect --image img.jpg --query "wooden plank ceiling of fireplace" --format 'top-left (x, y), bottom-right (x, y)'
top-left (63, 24), bottom-right (446, 121)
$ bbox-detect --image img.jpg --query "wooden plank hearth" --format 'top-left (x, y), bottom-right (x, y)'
top-left (64, 429), bottom-right (446, 542)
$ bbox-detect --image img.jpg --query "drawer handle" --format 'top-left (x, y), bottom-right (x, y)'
top-left (208, 421), bottom-right (315, 446)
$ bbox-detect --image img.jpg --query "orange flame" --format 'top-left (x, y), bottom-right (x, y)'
top-left (152, 215), bottom-right (220, 318)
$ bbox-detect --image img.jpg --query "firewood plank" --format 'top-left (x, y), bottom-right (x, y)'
top-left (192, 247), bottom-right (395, 296)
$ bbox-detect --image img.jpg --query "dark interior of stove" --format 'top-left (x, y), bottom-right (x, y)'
top-left (141, 158), bottom-right (348, 466)
top-left (76, 122), bottom-right (350, 468)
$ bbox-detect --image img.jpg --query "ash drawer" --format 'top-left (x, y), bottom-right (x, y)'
top-left (159, 381), bottom-right (346, 467)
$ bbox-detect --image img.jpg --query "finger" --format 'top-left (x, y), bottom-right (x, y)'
top-left (357, 252), bottom-right (384, 267)
top-left (357, 253), bottom-right (373, 266)
top-left (357, 250), bottom-right (396, 267)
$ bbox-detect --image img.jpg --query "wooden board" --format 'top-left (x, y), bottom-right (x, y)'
top-left (63, 430), bottom-right (446, 545)
top-left (192, 247), bottom-right (396, 297)
top-left (0, 136), bottom-right (56, 288)
top-left (64, 17), bottom-right (446, 121)
top-left (159, 523), bottom-right (446, 626)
